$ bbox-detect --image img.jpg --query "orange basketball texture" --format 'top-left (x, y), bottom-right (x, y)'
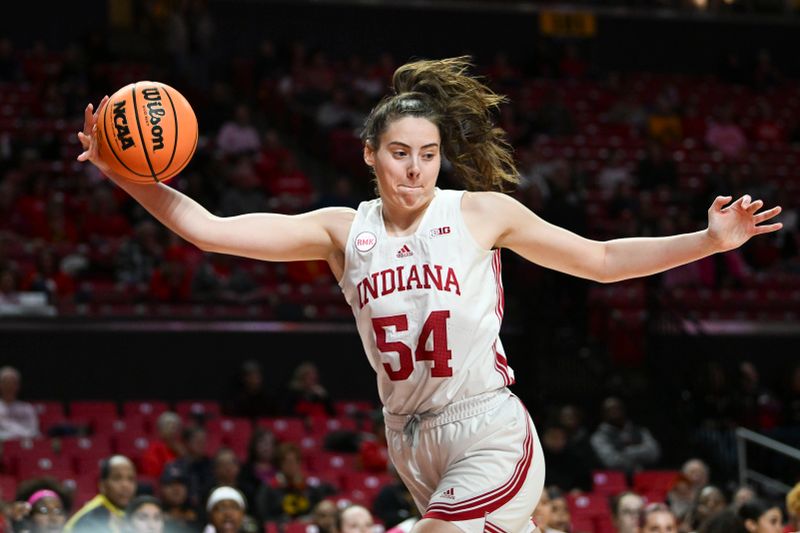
top-left (96, 81), bottom-right (198, 184)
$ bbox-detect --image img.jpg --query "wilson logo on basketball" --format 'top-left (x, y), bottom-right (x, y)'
top-left (112, 101), bottom-right (135, 151)
top-left (142, 87), bottom-right (165, 151)
top-left (396, 244), bottom-right (413, 258)
top-left (430, 226), bottom-right (451, 237)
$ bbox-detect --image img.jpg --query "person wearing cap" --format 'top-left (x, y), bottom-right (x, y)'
top-left (158, 463), bottom-right (200, 533)
top-left (203, 487), bottom-right (246, 533)
top-left (64, 455), bottom-right (137, 533)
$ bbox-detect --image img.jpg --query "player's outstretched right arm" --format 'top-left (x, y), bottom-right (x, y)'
top-left (77, 98), bottom-right (353, 269)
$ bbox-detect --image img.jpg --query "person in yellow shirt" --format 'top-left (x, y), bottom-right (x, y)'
top-left (64, 455), bottom-right (137, 533)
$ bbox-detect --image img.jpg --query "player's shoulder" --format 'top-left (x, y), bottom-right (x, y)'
top-left (461, 189), bottom-right (518, 214)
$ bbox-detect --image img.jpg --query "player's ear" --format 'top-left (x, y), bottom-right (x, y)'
top-left (364, 141), bottom-right (376, 167)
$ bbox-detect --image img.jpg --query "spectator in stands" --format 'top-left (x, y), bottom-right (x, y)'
top-left (82, 186), bottom-right (132, 241)
top-left (219, 156), bottom-right (270, 217)
top-left (704, 105), bottom-right (748, 160)
top-left (665, 473), bottom-right (695, 528)
top-left (647, 94), bottom-right (683, 147)
top-left (167, 426), bottom-right (214, 512)
top-left (735, 360), bottom-right (781, 431)
top-left (590, 396), bottom-right (661, 475)
top-left (556, 404), bottom-right (597, 469)
top-left (204, 486), bottom-right (248, 533)
top-left (731, 486), bottom-right (757, 511)
top-left (0, 366), bottom-right (39, 441)
top-left (211, 448), bottom-right (242, 499)
top-left (159, 463), bottom-right (201, 533)
top-left (215, 104), bottom-right (261, 159)
top-left (690, 485), bottom-right (728, 531)
top-left (314, 176), bottom-right (362, 211)
top-left (681, 458), bottom-right (710, 500)
top-left (141, 412), bottom-right (185, 479)
top-left (8, 478), bottom-right (69, 533)
top-left (636, 140), bottom-right (678, 191)
top-left (190, 252), bottom-right (263, 304)
top-left (125, 495), bottom-right (164, 533)
top-left (597, 149), bottom-right (633, 195)
top-left (237, 428), bottom-right (277, 506)
top-left (533, 88), bottom-right (575, 137)
top-left (310, 499), bottom-right (338, 533)
top-left (253, 442), bottom-right (336, 522)
top-left (316, 89), bottom-right (359, 131)
top-left (638, 503), bottom-right (678, 533)
top-left (737, 497), bottom-right (783, 533)
top-left (64, 455), bottom-right (137, 533)
top-left (115, 219), bottom-right (164, 289)
top-left (697, 509), bottom-right (747, 533)
top-left (148, 247), bottom-right (193, 304)
top-left (281, 362), bottom-right (335, 418)
top-left (602, 78), bottom-right (647, 134)
top-left (357, 410), bottom-right (388, 473)
top-left (612, 491), bottom-right (645, 533)
top-left (337, 504), bottom-right (373, 533)
top-left (531, 488), bottom-right (566, 533)
top-left (372, 463), bottom-right (417, 530)
top-left (224, 359), bottom-right (277, 419)
top-left (751, 100), bottom-right (785, 145)
top-left (547, 487), bottom-right (571, 533)
top-left (673, 459), bottom-right (712, 526)
top-left (539, 423), bottom-right (592, 492)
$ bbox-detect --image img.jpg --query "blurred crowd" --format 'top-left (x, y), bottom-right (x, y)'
top-left (1, 360), bottom-right (799, 532)
top-left (0, 8), bottom-right (798, 324)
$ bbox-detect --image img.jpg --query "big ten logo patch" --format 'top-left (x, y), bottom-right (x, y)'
top-left (430, 226), bottom-right (451, 238)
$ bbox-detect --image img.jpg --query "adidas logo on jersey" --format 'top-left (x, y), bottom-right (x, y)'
top-left (396, 244), bottom-right (413, 258)
top-left (441, 487), bottom-right (456, 500)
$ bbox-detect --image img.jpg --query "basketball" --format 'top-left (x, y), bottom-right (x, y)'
top-left (95, 81), bottom-right (198, 185)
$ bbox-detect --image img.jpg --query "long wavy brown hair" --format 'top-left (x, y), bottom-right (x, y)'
top-left (360, 56), bottom-right (519, 192)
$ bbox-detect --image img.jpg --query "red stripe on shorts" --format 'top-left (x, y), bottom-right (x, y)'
top-left (423, 416), bottom-right (535, 521)
top-left (484, 521), bottom-right (508, 533)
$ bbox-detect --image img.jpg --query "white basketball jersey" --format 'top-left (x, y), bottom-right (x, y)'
top-left (339, 188), bottom-right (515, 415)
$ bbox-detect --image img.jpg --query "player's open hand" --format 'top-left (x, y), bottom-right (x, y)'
top-left (707, 194), bottom-right (782, 252)
top-left (76, 96), bottom-right (109, 172)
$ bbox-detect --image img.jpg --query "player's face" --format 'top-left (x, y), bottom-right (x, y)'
top-left (364, 116), bottom-right (441, 213)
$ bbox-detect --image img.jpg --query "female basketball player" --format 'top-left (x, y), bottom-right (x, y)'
top-left (77, 57), bottom-right (782, 533)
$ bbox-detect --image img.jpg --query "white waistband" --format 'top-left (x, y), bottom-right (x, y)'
top-left (383, 388), bottom-right (511, 434)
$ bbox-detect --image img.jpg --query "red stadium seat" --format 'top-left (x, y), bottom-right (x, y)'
top-left (633, 470), bottom-right (680, 497)
top-left (0, 474), bottom-right (18, 501)
top-left (256, 417), bottom-right (307, 443)
top-left (69, 401), bottom-right (119, 419)
top-left (592, 470), bottom-right (629, 496)
top-left (305, 451), bottom-right (358, 474)
top-left (175, 400), bottom-right (221, 420)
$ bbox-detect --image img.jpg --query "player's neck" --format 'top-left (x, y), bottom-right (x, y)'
top-left (381, 198), bottom-right (432, 237)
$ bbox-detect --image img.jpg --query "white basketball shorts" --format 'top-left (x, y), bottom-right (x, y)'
top-left (383, 388), bottom-right (545, 533)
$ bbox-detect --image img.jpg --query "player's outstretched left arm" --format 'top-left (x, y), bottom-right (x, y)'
top-left (463, 192), bottom-right (782, 284)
